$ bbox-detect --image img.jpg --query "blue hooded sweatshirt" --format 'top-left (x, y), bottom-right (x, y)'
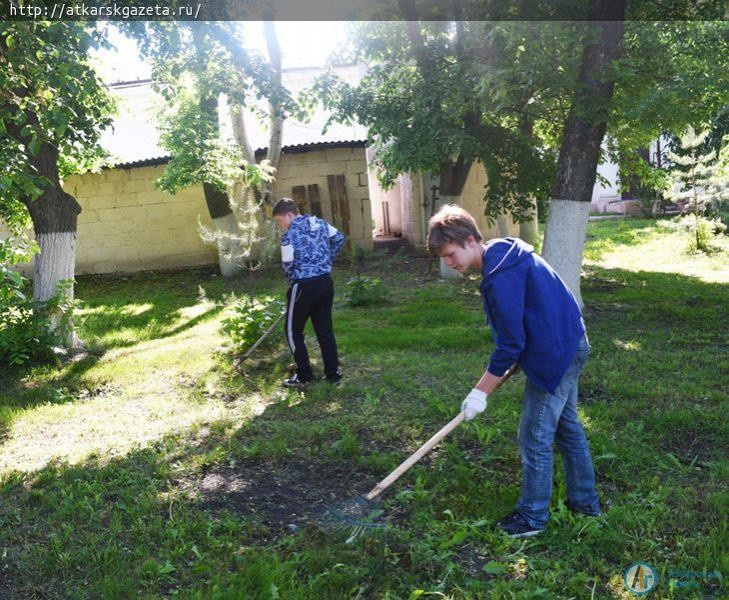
top-left (480, 238), bottom-right (585, 394)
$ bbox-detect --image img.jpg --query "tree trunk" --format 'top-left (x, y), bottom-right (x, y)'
top-left (230, 106), bottom-right (255, 164)
top-left (517, 116), bottom-right (539, 246)
top-left (202, 182), bottom-right (242, 277)
top-left (519, 198), bottom-right (539, 245)
top-left (542, 2), bottom-right (626, 307)
top-left (23, 141), bottom-right (82, 348)
top-left (216, 21), bottom-right (285, 266)
top-left (496, 214), bottom-right (510, 237)
top-left (200, 162), bottom-right (241, 277)
top-left (437, 158), bottom-right (473, 278)
top-left (193, 28), bottom-right (242, 277)
top-left (262, 20), bottom-right (284, 207)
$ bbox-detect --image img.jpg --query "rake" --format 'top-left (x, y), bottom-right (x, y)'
top-left (323, 364), bottom-right (520, 543)
top-left (233, 310), bottom-right (285, 372)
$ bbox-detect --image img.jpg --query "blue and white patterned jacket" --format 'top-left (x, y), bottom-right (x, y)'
top-left (280, 215), bottom-right (346, 282)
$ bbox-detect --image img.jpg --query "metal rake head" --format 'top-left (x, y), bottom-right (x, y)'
top-left (322, 495), bottom-right (388, 543)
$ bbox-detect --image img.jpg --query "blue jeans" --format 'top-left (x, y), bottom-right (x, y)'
top-left (515, 335), bottom-right (600, 528)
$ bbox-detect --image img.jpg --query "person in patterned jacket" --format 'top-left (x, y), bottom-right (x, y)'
top-left (272, 198), bottom-right (346, 387)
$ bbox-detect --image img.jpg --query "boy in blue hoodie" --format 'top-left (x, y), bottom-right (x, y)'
top-left (273, 198), bottom-right (346, 387)
top-left (427, 205), bottom-right (601, 537)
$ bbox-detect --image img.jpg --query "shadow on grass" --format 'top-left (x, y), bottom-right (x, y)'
top-left (0, 266), bottom-right (290, 433)
top-left (0, 395), bottom-right (402, 598)
top-left (1, 363), bottom-right (726, 598)
top-left (76, 268), bottom-right (228, 350)
top-left (0, 257), bottom-right (727, 596)
top-left (79, 303), bottom-right (224, 349)
top-left (0, 301), bottom-right (223, 441)
top-left (583, 264), bottom-right (728, 328)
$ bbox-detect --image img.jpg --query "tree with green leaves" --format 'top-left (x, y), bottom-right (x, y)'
top-left (125, 22), bottom-right (294, 274)
top-left (544, 12), bottom-right (728, 303)
top-left (315, 3), bottom-right (727, 303)
top-left (314, 15), bottom-right (601, 281)
top-left (1, 21), bottom-right (114, 346)
top-left (664, 127), bottom-right (728, 252)
top-left (314, 19), bottom-right (570, 249)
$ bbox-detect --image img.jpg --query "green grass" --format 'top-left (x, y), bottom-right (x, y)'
top-left (1, 219), bottom-right (727, 598)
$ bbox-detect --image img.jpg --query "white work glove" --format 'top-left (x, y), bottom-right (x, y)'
top-left (461, 388), bottom-right (488, 421)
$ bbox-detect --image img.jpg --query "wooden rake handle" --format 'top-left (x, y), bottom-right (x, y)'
top-left (364, 364), bottom-right (520, 502)
top-left (240, 311), bottom-right (286, 360)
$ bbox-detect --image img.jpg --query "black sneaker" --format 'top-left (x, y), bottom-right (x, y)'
top-left (283, 374), bottom-right (311, 387)
top-left (565, 500), bottom-right (602, 517)
top-left (324, 372), bottom-right (342, 384)
top-left (495, 511), bottom-right (544, 538)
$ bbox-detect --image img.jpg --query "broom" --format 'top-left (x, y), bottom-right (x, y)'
top-left (324, 364), bottom-right (520, 543)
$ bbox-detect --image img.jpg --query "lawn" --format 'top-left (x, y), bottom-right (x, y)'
top-left (1, 219), bottom-right (727, 598)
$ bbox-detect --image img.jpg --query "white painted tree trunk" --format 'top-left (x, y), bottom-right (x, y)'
top-left (496, 214), bottom-right (510, 237)
top-left (34, 231), bottom-right (82, 348)
top-left (437, 194), bottom-right (463, 279)
top-left (541, 199), bottom-right (591, 308)
top-left (211, 213), bottom-right (241, 277)
top-left (262, 21), bottom-right (284, 207)
top-left (230, 106), bottom-right (255, 164)
top-left (519, 198), bottom-right (539, 246)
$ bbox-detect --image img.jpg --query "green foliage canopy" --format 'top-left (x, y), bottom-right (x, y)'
top-left (0, 21), bottom-right (115, 232)
top-left (313, 21), bottom-right (572, 221)
top-left (123, 22), bottom-right (298, 195)
top-left (313, 19), bottom-right (728, 221)
top-left (608, 21), bottom-right (729, 188)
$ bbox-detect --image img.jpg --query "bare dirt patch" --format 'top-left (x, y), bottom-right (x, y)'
top-left (181, 458), bottom-right (381, 534)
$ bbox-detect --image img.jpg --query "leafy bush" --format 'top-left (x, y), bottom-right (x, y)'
top-left (0, 301), bottom-right (60, 366)
top-left (689, 217), bottom-right (725, 253)
top-left (343, 276), bottom-right (390, 307)
top-left (221, 294), bottom-right (285, 355)
top-left (1, 236), bottom-right (34, 304)
top-left (0, 236), bottom-right (68, 366)
top-left (706, 197), bottom-right (729, 234)
top-left (656, 215), bottom-right (726, 253)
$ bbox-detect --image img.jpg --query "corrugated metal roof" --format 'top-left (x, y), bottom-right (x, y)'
top-left (254, 139), bottom-right (367, 156)
top-left (101, 65), bottom-right (369, 170)
top-left (111, 155), bottom-right (170, 169)
top-left (110, 139), bottom-right (368, 170)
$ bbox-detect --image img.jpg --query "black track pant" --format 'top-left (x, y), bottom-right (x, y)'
top-left (285, 274), bottom-right (339, 381)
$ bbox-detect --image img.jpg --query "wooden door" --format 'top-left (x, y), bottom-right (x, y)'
top-left (290, 184), bottom-right (323, 217)
top-left (327, 174), bottom-right (350, 235)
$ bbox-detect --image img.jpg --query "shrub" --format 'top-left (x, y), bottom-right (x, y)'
top-left (0, 236), bottom-right (67, 366)
top-left (221, 294), bottom-right (285, 355)
top-left (655, 214), bottom-right (726, 253)
top-left (343, 276), bottom-right (390, 307)
top-left (706, 197), bottom-right (729, 235)
top-left (0, 301), bottom-right (60, 366)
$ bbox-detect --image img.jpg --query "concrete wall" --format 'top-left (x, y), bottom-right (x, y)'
top-left (0, 165), bottom-right (217, 278)
top-left (64, 165), bottom-right (217, 275)
top-left (458, 160), bottom-right (519, 240)
top-left (269, 146), bottom-right (373, 250)
top-left (3, 145), bottom-right (373, 277)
